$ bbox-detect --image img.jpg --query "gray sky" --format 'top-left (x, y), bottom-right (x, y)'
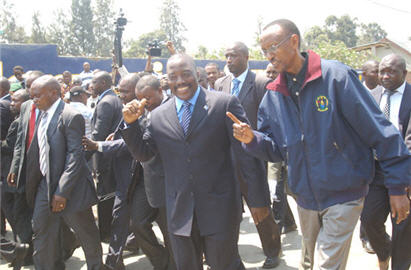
top-left (13, 0), bottom-right (411, 53)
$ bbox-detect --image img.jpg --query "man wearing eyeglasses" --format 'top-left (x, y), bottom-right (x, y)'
top-left (229, 19), bottom-right (411, 270)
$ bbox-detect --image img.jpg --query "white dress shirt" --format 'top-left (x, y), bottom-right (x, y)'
top-left (379, 81), bottom-right (406, 130)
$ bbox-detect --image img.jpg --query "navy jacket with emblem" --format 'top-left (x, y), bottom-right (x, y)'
top-left (244, 50), bottom-right (411, 211)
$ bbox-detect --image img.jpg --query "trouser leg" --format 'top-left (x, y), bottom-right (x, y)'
top-left (203, 218), bottom-right (245, 270)
top-left (63, 207), bottom-right (103, 270)
top-left (32, 180), bottom-right (62, 270)
top-left (105, 195), bottom-right (131, 270)
top-left (316, 198), bottom-right (364, 270)
top-left (297, 205), bottom-right (321, 270)
top-left (130, 183), bottom-right (166, 269)
top-left (360, 183), bottom-right (391, 261)
top-left (156, 206), bottom-right (177, 270)
top-left (97, 197), bottom-right (114, 243)
top-left (390, 201), bottom-right (411, 270)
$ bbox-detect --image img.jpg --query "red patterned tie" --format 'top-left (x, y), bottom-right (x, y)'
top-left (27, 103), bottom-right (36, 149)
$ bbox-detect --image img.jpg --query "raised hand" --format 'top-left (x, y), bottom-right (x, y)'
top-left (122, 98), bottom-right (147, 124)
top-left (226, 112), bottom-right (255, 144)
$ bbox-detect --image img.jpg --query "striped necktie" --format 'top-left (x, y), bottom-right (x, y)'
top-left (231, 78), bottom-right (241, 96)
top-left (180, 101), bottom-right (192, 136)
top-left (383, 90), bottom-right (396, 120)
top-left (38, 112), bottom-right (49, 176)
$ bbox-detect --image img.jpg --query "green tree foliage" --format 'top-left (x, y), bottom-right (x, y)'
top-left (358, 23), bottom-right (387, 44)
top-left (124, 30), bottom-right (168, 58)
top-left (159, 0), bottom-right (186, 52)
top-left (30, 11), bottom-right (47, 43)
top-left (324, 15), bottom-right (358, 47)
top-left (0, 0), bottom-right (29, 43)
top-left (47, 9), bottom-right (73, 55)
top-left (70, 0), bottom-right (95, 56)
top-left (315, 39), bottom-right (371, 69)
top-left (93, 0), bottom-right (115, 57)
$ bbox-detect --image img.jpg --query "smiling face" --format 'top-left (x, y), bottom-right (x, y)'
top-left (167, 54), bottom-right (198, 101)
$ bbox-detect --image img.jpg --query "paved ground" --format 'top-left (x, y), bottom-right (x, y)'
top-left (1, 198), bottom-right (387, 269)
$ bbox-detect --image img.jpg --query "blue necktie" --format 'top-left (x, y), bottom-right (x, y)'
top-left (231, 78), bottom-right (241, 96)
top-left (180, 101), bottom-right (192, 136)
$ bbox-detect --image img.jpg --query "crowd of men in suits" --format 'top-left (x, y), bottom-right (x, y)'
top-left (0, 18), bottom-right (410, 270)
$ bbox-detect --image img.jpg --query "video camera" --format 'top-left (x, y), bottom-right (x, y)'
top-left (148, 40), bottom-right (162, 57)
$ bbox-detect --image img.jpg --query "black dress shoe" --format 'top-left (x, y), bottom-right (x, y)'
top-left (262, 256), bottom-right (280, 269)
top-left (10, 243), bottom-right (29, 270)
top-left (282, 224), bottom-right (297, 234)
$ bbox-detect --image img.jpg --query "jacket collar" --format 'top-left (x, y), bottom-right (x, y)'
top-left (267, 50), bottom-right (322, 96)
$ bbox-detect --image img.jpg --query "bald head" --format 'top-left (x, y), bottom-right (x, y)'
top-left (379, 54), bottom-right (407, 91)
top-left (0, 77), bottom-right (10, 97)
top-left (167, 54), bottom-right (197, 77)
top-left (31, 75), bottom-right (61, 111)
top-left (362, 60), bottom-right (380, 90)
top-left (25, 70), bottom-right (44, 90)
top-left (91, 71), bottom-right (112, 96)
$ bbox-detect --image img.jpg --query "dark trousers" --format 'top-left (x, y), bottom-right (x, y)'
top-left (272, 177), bottom-right (296, 232)
top-left (32, 180), bottom-right (102, 270)
top-left (244, 197), bottom-right (281, 259)
top-left (105, 182), bottom-right (167, 270)
top-left (169, 215), bottom-right (245, 270)
top-left (97, 197), bottom-right (114, 243)
top-left (361, 182), bottom-right (411, 270)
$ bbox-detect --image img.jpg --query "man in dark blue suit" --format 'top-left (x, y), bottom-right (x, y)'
top-left (121, 54), bottom-right (269, 270)
top-left (84, 74), bottom-right (167, 270)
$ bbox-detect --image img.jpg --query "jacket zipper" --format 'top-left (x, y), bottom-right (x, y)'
top-left (295, 91), bottom-right (322, 210)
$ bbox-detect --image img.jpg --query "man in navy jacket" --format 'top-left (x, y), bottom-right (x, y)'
top-left (229, 19), bottom-right (411, 270)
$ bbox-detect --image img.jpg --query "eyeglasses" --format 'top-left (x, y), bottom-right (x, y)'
top-left (261, 35), bottom-right (292, 56)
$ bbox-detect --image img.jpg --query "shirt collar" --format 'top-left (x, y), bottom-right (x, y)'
top-left (98, 88), bottom-right (112, 101)
top-left (231, 68), bottom-right (249, 84)
top-left (175, 86), bottom-right (201, 113)
top-left (383, 81), bottom-right (406, 95)
top-left (43, 98), bottom-right (61, 118)
top-left (285, 54), bottom-right (308, 86)
top-left (0, 94), bottom-right (10, 100)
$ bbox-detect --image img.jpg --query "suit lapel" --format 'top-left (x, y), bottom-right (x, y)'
top-left (398, 83), bottom-right (411, 135)
top-left (237, 71), bottom-right (254, 102)
top-left (47, 100), bottom-right (65, 139)
top-left (220, 76), bottom-right (231, 94)
top-left (165, 97), bottom-right (185, 140)
top-left (186, 89), bottom-right (208, 138)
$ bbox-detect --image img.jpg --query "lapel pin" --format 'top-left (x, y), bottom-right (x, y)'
top-left (203, 105), bottom-right (208, 110)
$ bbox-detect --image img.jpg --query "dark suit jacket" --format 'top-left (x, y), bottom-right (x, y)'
top-left (9, 100), bottom-right (34, 192)
top-left (25, 100), bottom-right (98, 212)
top-left (0, 95), bottom-right (13, 140)
top-left (99, 123), bottom-right (137, 197)
top-left (1, 117), bottom-right (19, 192)
top-left (121, 88), bottom-right (262, 236)
top-left (90, 89), bottom-right (123, 195)
top-left (137, 96), bottom-right (171, 209)
top-left (214, 70), bottom-right (271, 207)
top-left (371, 83), bottom-right (411, 139)
top-left (371, 83), bottom-right (411, 185)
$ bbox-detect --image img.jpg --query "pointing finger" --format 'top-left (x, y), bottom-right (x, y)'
top-left (226, 112), bottom-right (241, 124)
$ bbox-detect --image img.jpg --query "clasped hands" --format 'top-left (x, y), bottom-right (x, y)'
top-left (122, 98), bottom-right (147, 124)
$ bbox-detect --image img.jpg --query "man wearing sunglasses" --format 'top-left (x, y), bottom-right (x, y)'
top-left (229, 19), bottom-right (410, 270)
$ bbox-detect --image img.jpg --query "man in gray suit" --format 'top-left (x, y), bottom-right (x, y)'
top-left (121, 54), bottom-right (266, 270)
top-left (7, 71), bottom-right (79, 266)
top-left (214, 42), bottom-right (281, 268)
top-left (25, 75), bottom-right (102, 270)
